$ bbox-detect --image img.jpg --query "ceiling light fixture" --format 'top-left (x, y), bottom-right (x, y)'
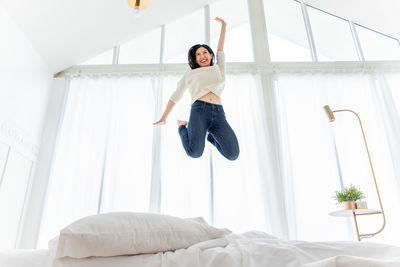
top-left (127, 0), bottom-right (149, 10)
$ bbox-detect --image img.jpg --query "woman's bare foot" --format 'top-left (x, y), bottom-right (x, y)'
top-left (177, 120), bottom-right (188, 126)
top-left (206, 131), bottom-right (209, 139)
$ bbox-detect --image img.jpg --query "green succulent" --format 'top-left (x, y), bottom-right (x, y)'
top-left (334, 184), bottom-right (365, 204)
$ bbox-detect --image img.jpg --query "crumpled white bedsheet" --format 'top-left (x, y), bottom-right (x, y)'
top-left (0, 249), bottom-right (53, 267)
top-left (2, 231), bottom-right (400, 267)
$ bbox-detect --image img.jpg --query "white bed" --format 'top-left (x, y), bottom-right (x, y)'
top-left (2, 231), bottom-right (400, 267)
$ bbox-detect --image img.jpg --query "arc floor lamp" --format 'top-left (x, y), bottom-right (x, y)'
top-left (323, 105), bottom-right (386, 241)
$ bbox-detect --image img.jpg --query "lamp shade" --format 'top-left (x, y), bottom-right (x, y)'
top-left (323, 105), bottom-right (335, 122)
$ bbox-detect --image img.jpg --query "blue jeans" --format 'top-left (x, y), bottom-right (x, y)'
top-left (178, 100), bottom-right (239, 160)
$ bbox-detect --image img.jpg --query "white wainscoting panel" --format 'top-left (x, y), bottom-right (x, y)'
top-left (0, 150), bottom-right (33, 249)
top-left (0, 142), bottom-right (10, 188)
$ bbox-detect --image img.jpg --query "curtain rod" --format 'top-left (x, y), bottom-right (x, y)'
top-left (54, 61), bottom-right (400, 78)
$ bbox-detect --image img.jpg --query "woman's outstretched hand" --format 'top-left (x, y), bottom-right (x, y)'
top-left (153, 100), bottom-right (176, 126)
top-left (153, 118), bottom-right (166, 126)
top-left (215, 17), bottom-right (226, 26)
top-left (215, 17), bottom-right (226, 51)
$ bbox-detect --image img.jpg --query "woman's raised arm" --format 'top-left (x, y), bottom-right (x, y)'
top-left (215, 17), bottom-right (226, 52)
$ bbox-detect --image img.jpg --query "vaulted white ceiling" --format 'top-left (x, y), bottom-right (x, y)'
top-left (0, 0), bottom-right (399, 74)
top-left (0, 0), bottom-right (219, 73)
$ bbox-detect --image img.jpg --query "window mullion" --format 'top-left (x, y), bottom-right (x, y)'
top-left (247, 0), bottom-right (270, 63)
top-left (301, 3), bottom-right (318, 62)
top-left (112, 45), bottom-right (120, 64)
top-left (204, 5), bottom-right (211, 45)
top-left (349, 21), bottom-right (365, 61)
top-left (159, 25), bottom-right (166, 64)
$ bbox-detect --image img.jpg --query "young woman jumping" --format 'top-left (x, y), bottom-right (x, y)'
top-left (153, 17), bottom-right (239, 161)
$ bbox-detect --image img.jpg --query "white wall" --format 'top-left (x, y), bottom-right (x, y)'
top-left (19, 78), bottom-right (68, 249)
top-left (0, 4), bottom-right (53, 249)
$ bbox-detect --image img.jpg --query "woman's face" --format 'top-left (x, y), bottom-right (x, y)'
top-left (195, 46), bottom-right (213, 67)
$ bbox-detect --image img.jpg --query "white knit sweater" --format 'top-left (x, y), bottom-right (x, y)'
top-left (169, 51), bottom-right (225, 104)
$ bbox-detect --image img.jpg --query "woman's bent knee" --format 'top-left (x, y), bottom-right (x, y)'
top-left (185, 145), bottom-right (204, 158)
top-left (226, 149), bottom-right (239, 161)
top-left (186, 150), bottom-right (204, 158)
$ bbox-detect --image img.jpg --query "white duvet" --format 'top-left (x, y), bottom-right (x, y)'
top-left (1, 231), bottom-right (400, 267)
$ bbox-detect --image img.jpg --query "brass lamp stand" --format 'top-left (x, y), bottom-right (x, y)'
top-left (324, 105), bottom-right (386, 241)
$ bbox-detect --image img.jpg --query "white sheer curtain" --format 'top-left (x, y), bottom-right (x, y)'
top-left (159, 73), bottom-right (286, 235)
top-left (37, 76), bottom-right (156, 247)
top-left (274, 71), bottom-right (400, 244)
top-left (37, 69), bottom-right (400, 248)
top-left (159, 73), bottom-right (212, 221)
top-left (37, 72), bottom-right (287, 247)
top-left (374, 72), bottom-right (400, 195)
top-left (211, 73), bottom-right (285, 235)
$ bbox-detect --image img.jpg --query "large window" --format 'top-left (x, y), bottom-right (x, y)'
top-left (38, 0), bottom-right (400, 249)
top-left (159, 75), bottom-right (212, 221)
top-left (274, 72), bottom-right (400, 243)
top-left (356, 25), bottom-right (400, 61)
top-left (264, 0), bottom-right (311, 62)
top-left (119, 28), bottom-right (162, 64)
top-left (163, 9), bottom-right (205, 63)
top-left (80, 0), bottom-right (400, 64)
top-left (37, 77), bottom-right (155, 247)
top-left (37, 71), bottom-right (289, 247)
top-left (210, 0), bottom-right (254, 62)
top-left (307, 7), bottom-right (359, 61)
top-left (80, 48), bottom-right (114, 65)
top-left (386, 73), bottom-right (400, 113)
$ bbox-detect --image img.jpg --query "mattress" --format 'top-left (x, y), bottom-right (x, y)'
top-left (1, 231), bottom-right (400, 267)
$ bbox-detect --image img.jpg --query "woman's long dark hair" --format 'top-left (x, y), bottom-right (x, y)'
top-left (188, 44), bottom-right (215, 69)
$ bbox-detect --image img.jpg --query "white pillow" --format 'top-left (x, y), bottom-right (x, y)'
top-left (48, 236), bottom-right (59, 250)
top-left (55, 212), bottom-right (230, 259)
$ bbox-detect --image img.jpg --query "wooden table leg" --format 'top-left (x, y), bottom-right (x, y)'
top-left (352, 211), bottom-right (361, 241)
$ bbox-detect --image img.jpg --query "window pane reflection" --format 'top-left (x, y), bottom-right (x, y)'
top-left (164, 9), bottom-right (205, 63)
top-left (308, 7), bottom-right (358, 61)
top-left (210, 0), bottom-right (254, 62)
top-left (264, 0), bottom-right (311, 62)
top-left (119, 28), bottom-right (161, 64)
top-left (356, 25), bottom-right (400, 60)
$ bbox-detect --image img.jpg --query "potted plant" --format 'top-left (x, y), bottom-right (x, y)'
top-left (334, 185), bottom-right (365, 210)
